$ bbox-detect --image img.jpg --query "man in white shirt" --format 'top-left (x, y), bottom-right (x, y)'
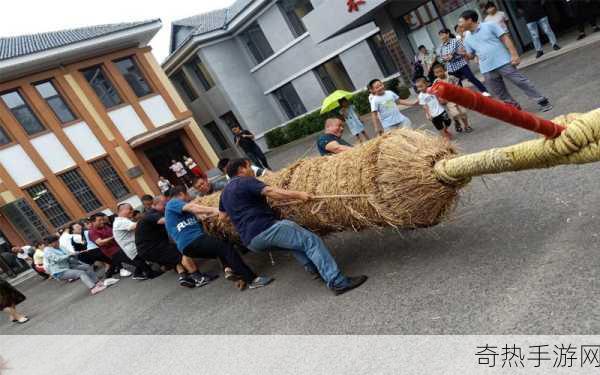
top-left (112, 203), bottom-right (153, 280)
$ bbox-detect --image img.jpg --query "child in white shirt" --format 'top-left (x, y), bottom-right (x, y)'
top-left (415, 77), bottom-right (452, 139)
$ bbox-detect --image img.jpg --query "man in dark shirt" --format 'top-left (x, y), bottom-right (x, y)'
top-left (135, 195), bottom-right (195, 288)
top-left (516, 0), bottom-right (561, 58)
top-left (232, 126), bottom-right (271, 169)
top-left (219, 158), bottom-right (368, 296)
top-left (317, 118), bottom-right (353, 156)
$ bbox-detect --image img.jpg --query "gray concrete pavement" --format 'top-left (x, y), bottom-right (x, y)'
top-left (2, 43), bottom-right (600, 335)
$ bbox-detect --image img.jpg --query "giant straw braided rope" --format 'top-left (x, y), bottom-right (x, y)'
top-left (196, 82), bottom-right (600, 241)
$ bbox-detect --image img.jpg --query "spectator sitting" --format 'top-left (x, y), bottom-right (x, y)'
top-left (317, 118), bottom-right (353, 156)
top-left (43, 235), bottom-right (110, 295)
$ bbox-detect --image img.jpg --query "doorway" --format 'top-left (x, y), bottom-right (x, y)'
top-left (142, 135), bottom-right (191, 185)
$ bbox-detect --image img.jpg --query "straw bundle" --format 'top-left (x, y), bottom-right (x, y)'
top-left (197, 129), bottom-right (462, 241)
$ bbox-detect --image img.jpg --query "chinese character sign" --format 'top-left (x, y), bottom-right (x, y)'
top-left (347, 0), bottom-right (365, 12)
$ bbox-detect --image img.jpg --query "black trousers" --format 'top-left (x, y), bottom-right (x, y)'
top-left (245, 145), bottom-right (270, 170)
top-left (449, 64), bottom-right (488, 93)
top-left (183, 236), bottom-right (256, 282)
top-left (572, 0), bottom-right (598, 33)
top-left (77, 248), bottom-right (112, 266)
top-left (107, 249), bottom-right (153, 278)
top-left (138, 243), bottom-right (182, 268)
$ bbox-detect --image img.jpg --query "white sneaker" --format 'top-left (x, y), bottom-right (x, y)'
top-left (103, 278), bottom-right (120, 287)
top-left (91, 283), bottom-right (107, 295)
top-left (482, 92), bottom-right (491, 97)
top-left (119, 269), bottom-right (132, 277)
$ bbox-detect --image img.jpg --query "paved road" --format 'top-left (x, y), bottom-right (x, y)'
top-left (2, 44), bottom-right (600, 335)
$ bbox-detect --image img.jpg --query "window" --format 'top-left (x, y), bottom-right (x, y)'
top-left (0, 199), bottom-right (49, 242)
top-left (280, 0), bottom-right (314, 37)
top-left (59, 169), bottom-right (102, 213)
top-left (0, 90), bottom-right (45, 135)
top-left (187, 56), bottom-right (215, 91)
top-left (313, 57), bottom-right (355, 94)
top-left (368, 34), bottom-right (398, 77)
top-left (220, 112), bottom-right (241, 130)
top-left (25, 183), bottom-right (71, 228)
top-left (0, 121), bottom-right (11, 145)
top-left (114, 57), bottom-right (153, 98)
top-left (240, 22), bottom-right (274, 64)
top-left (81, 65), bottom-right (123, 108)
top-left (91, 158), bottom-right (130, 199)
top-left (34, 81), bottom-right (77, 124)
top-left (204, 122), bottom-right (229, 151)
top-left (172, 71), bottom-right (198, 101)
top-left (272, 82), bottom-right (306, 119)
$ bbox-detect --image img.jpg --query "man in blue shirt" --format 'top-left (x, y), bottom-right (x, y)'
top-left (218, 158), bottom-right (368, 296)
top-left (165, 185), bottom-right (272, 289)
top-left (459, 10), bottom-right (553, 112)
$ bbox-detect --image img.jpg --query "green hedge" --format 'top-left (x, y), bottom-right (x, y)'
top-left (265, 79), bottom-right (412, 149)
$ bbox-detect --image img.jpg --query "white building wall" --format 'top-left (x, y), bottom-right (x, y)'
top-left (30, 133), bottom-right (76, 173)
top-left (108, 105), bottom-right (147, 140)
top-left (339, 40), bottom-right (385, 91)
top-left (0, 145), bottom-right (44, 187)
top-left (63, 121), bottom-right (106, 161)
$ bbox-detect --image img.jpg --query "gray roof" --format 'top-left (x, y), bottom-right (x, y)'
top-left (170, 0), bottom-right (254, 53)
top-left (0, 20), bottom-right (160, 61)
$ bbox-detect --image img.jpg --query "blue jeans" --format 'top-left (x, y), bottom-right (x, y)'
top-left (248, 220), bottom-right (347, 288)
top-left (526, 17), bottom-right (558, 51)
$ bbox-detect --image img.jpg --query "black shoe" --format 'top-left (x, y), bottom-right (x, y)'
top-left (593, 26), bottom-right (600, 33)
top-left (202, 272), bottom-right (219, 281)
top-left (552, 44), bottom-right (561, 51)
top-left (577, 33), bottom-right (586, 40)
top-left (332, 275), bottom-right (368, 296)
top-left (178, 275), bottom-right (196, 288)
top-left (535, 50), bottom-right (544, 59)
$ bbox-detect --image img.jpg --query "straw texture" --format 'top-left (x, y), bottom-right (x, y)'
top-left (197, 129), bottom-right (462, 241)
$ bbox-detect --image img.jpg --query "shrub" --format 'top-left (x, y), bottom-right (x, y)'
top-left (351, 90), bottom-right (371, 116)
top-left (264, 77), bottom-right (413, 149)
top-left (265, 127), bottom-right (288, 148)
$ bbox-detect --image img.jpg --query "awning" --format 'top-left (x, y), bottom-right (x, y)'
top-left (128, 118), bottom-right (191, 148)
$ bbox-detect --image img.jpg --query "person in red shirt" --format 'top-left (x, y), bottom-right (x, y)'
top-left (88, 212), bottom-right (131, 278)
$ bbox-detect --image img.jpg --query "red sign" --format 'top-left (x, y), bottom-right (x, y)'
top-left (347, 0), bottom-right (366, 12)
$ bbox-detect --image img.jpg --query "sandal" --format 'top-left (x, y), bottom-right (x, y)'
top-left (464, 126), bottom-right (473, 133)
top-left (12, 316), bottom-right (29, 324)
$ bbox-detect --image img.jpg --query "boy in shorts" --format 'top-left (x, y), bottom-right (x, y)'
top-left (415, 77), bottom-right (452, 139)
top-left (432, 63), bottom-right (473, 133)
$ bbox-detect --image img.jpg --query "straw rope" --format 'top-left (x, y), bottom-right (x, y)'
top-left (433, 109), bottom-right (600, 185)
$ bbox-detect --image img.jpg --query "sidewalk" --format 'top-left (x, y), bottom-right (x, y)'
top-left (266, 30), bottom-right (600, 170)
